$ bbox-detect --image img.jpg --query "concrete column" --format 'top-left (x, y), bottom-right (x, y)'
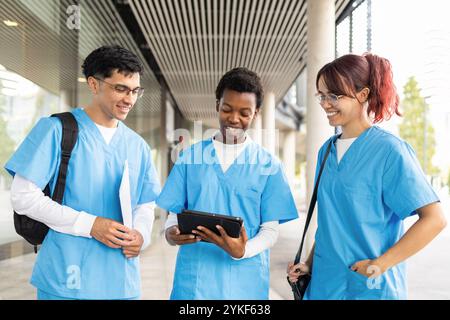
top-left (59, 0), bottom-right (78, 109)
top-left (262, 91), bottom-right (276, 154)
top-left (305, 0), bottom-right (335, 253)
top-left (296, 75), bottom-right (306, 108)
top-left (59, 90), bottom-right (71, 112)
top-left (154, 89), bottom-right (170, 239)
top-left (159, 90), bottom-right (169, 185)
top-left (250, 111), bottom-right (262, 145)
top-left (282, 130), bottom-right (296, 190)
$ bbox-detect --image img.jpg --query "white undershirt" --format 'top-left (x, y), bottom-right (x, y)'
top-left (10, 127), bottom-right (155, 250)
top-left (164, 133), bottom-right (280, 260)
top-left (212, 134), bottom-right (250, 173)
top-left (336, 137), bottom-right (357, 163)
top-left (95, 123), bottom-right (117, 145)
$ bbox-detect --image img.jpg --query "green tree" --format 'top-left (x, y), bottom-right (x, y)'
top-left (399, 76), bottom-right (439, 175)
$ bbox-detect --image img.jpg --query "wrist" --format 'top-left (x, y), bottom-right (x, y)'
top-left (165, 227), bottom-right (177, 246)
top-left (134, 229), bottom-right (144, 242)
top-left (230, 246), bottom-right (246, 259)
top-left (90, 216), bottom-right (100, 237)
top-left (231, 251), bottom-right (245, 259)
top-left (305, 257), bottom-right (313, 269)
top-left (236, 248), bottom-right (246, 259)
top-left (373, 256), bottom-right (390, 274)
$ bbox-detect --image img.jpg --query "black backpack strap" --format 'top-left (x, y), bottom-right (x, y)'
top-left (294, 139), bottom-right (333, 265)
top-left (50, 112), bottom-right (78, 204)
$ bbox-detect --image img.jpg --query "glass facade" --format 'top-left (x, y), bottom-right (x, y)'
top-left (336, 0), bottom-right (371, 56)
top-left (0, 68), bottom-right (63, 246)
top-left (0, 0), bottom-right (168, 255)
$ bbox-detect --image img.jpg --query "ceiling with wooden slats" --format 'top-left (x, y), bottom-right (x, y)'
top-left (128, 0), bottom-right (351, 120)
top-left (0, 0), bottom-right (352, 120)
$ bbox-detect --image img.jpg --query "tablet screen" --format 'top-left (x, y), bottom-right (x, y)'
top-left (177, 210), bottom-right (243, 238)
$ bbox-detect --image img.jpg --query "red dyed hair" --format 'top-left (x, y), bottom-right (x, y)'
top-left (316, 53), bottom-right (401, 123)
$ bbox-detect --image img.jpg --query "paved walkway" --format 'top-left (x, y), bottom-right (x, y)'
top-left (1, 195), bottom-right (449, 300)
top-left (0, 232), bottom-right (283, 300)
top-left (271, 194), bottom-right (450, 300)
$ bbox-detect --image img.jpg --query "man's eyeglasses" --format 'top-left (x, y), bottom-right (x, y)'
top-left (315, 93), bottom-right (345, 106)
top-left (93, 76), bottom-right (144, 99)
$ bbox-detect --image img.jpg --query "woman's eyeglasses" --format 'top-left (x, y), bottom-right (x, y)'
top-left (315, 93), bottom-right (345, 106)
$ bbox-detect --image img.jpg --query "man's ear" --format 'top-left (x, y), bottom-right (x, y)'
top-left (87, 76), bottom-right (99, 95)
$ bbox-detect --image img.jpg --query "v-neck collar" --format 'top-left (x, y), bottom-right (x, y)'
top-left (76, 108), bottom-right (123, 148)
top-left (210, 137), bottom-right (251, 179)
top-left (331, 126), bottom-right (373, 170)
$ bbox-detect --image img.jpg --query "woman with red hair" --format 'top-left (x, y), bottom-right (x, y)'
top-left (287, 53), bottom-right (446, 299)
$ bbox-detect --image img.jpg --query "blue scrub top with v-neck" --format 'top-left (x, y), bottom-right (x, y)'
top-left (5, 108), bottom-right (161, 299)
top-left (304, 126), bottom-right (440, 300)
top-left (156, 138), bottom-right (299, 299)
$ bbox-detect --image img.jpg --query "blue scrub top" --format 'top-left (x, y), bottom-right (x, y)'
top-left (305, 126), bottom-right (440, 300)
top-left (5, 108), bottom-right (161, 299)
top-left (156, 138), bottom-right (299, 299)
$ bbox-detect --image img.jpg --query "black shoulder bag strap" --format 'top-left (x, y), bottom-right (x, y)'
top-left (50, 112), bottom-right (78, 204)
top-left (294, 139), bottom-right (333, 265)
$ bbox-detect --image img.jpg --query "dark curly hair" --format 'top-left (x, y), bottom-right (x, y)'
top-left (215, 67), bottom-right (264, 108)
top-left (82, 45), bottom-right (143, 79)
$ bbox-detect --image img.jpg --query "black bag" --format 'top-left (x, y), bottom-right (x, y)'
top-left (288, 140), bottom-right (332, 300)
top-left (13, 112), bottom-right (78, 253)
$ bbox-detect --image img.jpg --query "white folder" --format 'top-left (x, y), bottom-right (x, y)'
top-left (119, 160), bottom-right (133, 229)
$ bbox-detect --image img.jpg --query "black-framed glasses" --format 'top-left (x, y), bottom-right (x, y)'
top-left (93, 76), bottom-right (144, 99)
top-left (315, 93), bottom-right (345, 106)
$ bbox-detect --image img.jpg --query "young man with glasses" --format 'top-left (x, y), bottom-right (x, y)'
top-left (5, 45), bottom-right (161, 300)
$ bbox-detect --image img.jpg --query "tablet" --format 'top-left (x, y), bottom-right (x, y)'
top-left (177, 209), bottom-right (243, 238)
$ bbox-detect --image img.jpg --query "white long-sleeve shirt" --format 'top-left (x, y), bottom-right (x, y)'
top-left (9, 122), bottom-right (156, 250)
top-left (164, 133), bottom-right (280, 260)
top-left (11, 175), bottom-right (155, 250)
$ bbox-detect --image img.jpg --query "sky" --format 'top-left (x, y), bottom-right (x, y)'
top-left (372, 0), bottom-right (450, 100)
top-left (371, 0), bottom-right (450, 178)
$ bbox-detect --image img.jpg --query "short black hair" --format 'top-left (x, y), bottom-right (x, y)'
top-left (82, 45), bottom-right (143, 79)
top-left (215, 67), bottom-right (264, 108)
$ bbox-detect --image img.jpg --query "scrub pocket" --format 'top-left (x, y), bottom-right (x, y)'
top-left (235, 186), bottom-right (261, 200)
top-left (233, 186), bottom-right (262, 228)
top-left (346, 268), bottom-right (383, 300)
top-left (341, 185), bottom-right (383, 226)
top-left (229, 255), bottom-right (269, 299)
